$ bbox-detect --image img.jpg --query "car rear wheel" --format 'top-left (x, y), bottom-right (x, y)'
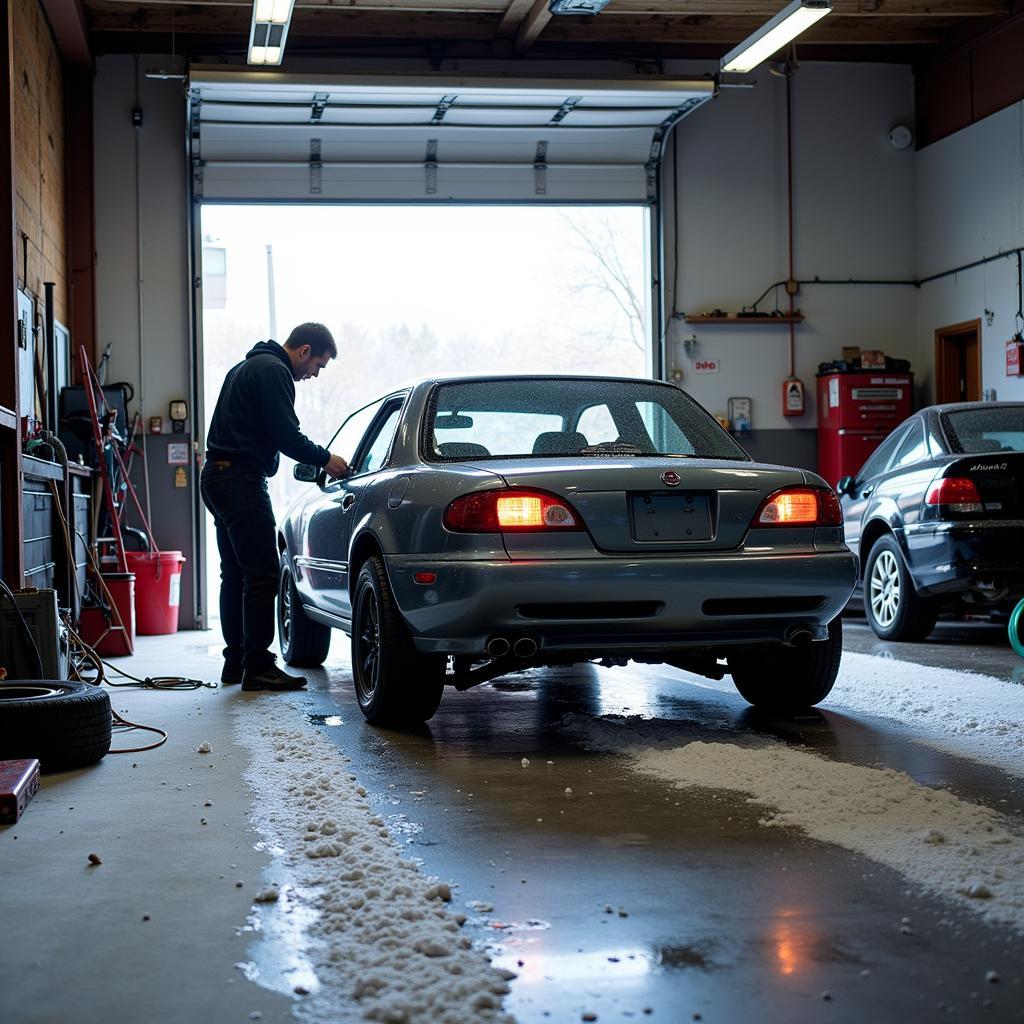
top-left (863, 535), bottom-right (938, 642)
top-left (278, 559), bottom-right (332, 667)
top-left (351, 555), bottom-right (445, 725)
top-left (728, 618), bottom-right (842, 711)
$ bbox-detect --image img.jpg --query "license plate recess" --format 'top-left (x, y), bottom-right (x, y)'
top-left (629, 492), bottom-right (712, 542)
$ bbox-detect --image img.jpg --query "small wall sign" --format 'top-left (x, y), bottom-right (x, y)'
top-left (1006, 337), bottom-right (1022, 377)
top-left (167, 442), bottom-right (190, 465)
top-left (692, 358), bottom-right (720, 374)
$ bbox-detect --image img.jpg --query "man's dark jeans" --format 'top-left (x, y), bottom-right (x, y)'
top-left (200, 463), bottom-right (279, 672)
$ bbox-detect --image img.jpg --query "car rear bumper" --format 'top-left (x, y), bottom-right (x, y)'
top-left (904, 521), bottom-right (1024, 597)
top-left (386, 550), bottom-right (858, 655)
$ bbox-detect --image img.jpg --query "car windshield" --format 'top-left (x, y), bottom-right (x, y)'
top-left (941, 406), bottom-right (1024, 454)
top-left (426, 378), bottom-right (749, 461)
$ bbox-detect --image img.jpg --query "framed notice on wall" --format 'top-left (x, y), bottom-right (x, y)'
top-left (167, 442), bottom-right (190, 465)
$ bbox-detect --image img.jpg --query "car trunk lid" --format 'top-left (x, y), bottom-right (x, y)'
top-left (939, 452), bottom-right (1024, 518)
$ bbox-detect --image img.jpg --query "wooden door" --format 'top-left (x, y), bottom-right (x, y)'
top-left (934, 320), bottom-right (981, 403)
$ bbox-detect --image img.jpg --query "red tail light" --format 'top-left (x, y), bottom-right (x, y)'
top-left (754, 487), bottom-right (843, 527)
top-left (444, 489), bottom-right (582, 533)
top-left (925, 477), bottom-right (982, 513)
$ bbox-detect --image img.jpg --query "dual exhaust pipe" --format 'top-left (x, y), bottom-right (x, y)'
top-left (490, 628), bottom-right (812, 658)
top-left (486, 635), bottom-right (538, 659)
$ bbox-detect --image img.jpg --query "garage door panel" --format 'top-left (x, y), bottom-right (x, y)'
top-left (190, 70), bottom-right (712, 205)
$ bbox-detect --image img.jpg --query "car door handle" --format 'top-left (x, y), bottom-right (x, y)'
top-left (341, 493), bottom-right (356, 511)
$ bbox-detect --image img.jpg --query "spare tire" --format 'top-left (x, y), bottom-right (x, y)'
top-left (0, 680), bottom-right (112, 771)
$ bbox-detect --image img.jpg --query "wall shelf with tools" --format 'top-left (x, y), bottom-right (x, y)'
top-left (683, 314), bottom-right (805, 325)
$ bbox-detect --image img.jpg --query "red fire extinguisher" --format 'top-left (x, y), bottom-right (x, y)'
top-left (782, 376), bottom-right (805, 417)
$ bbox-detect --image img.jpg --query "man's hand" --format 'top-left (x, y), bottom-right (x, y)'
top-left (324, 453), bottom-right (349, 480)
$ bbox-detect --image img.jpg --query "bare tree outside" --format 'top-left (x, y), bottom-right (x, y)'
top-left (558, 210), bottom-right (648, 357)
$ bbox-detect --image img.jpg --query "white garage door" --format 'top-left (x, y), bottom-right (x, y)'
top-left (188, 70), bottom-right (713, 204)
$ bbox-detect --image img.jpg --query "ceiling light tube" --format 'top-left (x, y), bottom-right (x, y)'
top-left (248, 0), bottom-right (295, 65)
top-left (720, 0), bottom-right (832, 74)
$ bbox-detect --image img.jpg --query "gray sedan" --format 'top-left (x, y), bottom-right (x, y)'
top-left (278, 376), bottom-right (857, 724)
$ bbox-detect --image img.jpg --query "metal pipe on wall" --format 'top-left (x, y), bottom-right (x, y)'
top-left (43, 280), bottom-right (56, 431)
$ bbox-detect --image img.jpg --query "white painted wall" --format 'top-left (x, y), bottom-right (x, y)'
top-left (915, 100), bottom-right (1024, 402)
top-left (662, 61), bottom-right (920, 440)
top-left (94, 55), bottom-right (198, 626)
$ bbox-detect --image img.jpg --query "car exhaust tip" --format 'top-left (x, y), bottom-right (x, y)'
top-left (785, 627), bottom-right (814, 648)
top-left (512, 636), bottom-right (538, 658)
top-left (486, 637), bottom-right (511, 658)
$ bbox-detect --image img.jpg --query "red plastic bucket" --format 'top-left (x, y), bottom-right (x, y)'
top-left (125, 551), bottom-right (186, 635)
top-left (80, 572), bottom-right (136, 655)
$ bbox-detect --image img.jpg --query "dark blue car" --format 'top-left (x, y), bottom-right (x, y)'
top-left (838, 401), bottom-right (1024, 641)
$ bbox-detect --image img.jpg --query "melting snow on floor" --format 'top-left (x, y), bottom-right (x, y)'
top-left (565, 648), bottom-right (1024, 934)
top-left (235, 700), bottom-right (515, 1024)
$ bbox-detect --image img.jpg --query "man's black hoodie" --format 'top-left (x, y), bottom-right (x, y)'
top-left (206, 340), bottom-right (330, 477)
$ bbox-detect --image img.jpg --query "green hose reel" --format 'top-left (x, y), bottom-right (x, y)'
top-left (1010, 597), bottom-right (1024, 658)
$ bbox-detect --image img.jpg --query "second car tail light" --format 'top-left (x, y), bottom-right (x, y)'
top-left (444, 489), bottom-right (582, 532)
top-left (754, 487), bottom-right (843, 527)
top-left (925, 477), bottom-right (983, 514)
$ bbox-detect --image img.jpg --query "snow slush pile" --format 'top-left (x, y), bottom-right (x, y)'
top-left (564, 714), bottom-right (1024, 933)
top-left (236, 701), bottom-right (515, 1024)
top-left (830, 652), bottom-right (1024, 779)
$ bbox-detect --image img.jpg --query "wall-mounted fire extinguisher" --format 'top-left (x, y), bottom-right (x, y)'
top-left (782, 375), bottom-right (805, 417)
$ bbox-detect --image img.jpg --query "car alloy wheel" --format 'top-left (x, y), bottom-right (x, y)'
top-left (869, 548), bottom-right (901, 628)
top-left (355, 586), bottom-right (382, 699)
top-left (279, 567), bottom-right (293, 648)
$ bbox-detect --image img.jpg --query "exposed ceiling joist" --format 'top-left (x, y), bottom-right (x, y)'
top-left (81, 0), bottom-right (1013, 60)
top-left (514, 0), bottom-right (553, 52)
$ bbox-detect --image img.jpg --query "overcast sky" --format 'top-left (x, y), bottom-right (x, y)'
top-left (201, 203), bottom-right (649, 365)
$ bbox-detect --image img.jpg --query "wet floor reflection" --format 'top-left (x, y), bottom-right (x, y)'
top-left (298, 643), bottom-right (1024, 1023)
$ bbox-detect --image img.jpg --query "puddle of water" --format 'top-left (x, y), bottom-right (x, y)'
top-left (237, 886), bottom-right (321, 997)
top-left (493, 944), bottom-right (653, 984)
top-left (307, 713), bottom-right (344, 727)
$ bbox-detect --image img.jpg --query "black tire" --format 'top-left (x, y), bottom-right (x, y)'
top-left (728, 618), bottom-right (843, 712)
top-left (278, 558), bottom-right (331, 667)
top-left (351, 556), bottom-right (445, 725)
top-left (0, 680), bottom-right (111, 771)
top-left (863, 534), bottom-right (939, 641)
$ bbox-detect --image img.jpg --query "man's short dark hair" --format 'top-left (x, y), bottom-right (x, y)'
top-left (284, 322), bottom-right (337, 359)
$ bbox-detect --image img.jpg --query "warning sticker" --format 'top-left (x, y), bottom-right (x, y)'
top-left (169, 575), bottom-right (181, 608)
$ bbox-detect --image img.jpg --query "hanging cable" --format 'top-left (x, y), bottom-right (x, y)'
top-left (785, 58), bottom-right (796, 379)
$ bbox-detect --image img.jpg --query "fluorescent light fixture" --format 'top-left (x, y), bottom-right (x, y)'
top-left (720, 0), bottom-right (831, 74)
top-left (549, 0), bottom-right (613, 12)
top-left (248, 0), bottom-right (295, 65)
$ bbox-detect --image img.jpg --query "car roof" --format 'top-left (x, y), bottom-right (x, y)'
top-left (924, 400), bottom-right (1024, 415)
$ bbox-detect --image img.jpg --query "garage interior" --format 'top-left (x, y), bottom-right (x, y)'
top-left (2, 2), bottom-right (1024, 1022)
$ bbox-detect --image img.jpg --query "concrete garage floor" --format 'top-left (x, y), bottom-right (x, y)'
top-left (2, 617), bottom-right (1023, 1024)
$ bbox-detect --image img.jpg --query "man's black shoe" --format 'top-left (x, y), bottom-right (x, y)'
top-left (241, 664), bottom-right (308, 692)
top-left (221, 663), bottom-right (244, 685)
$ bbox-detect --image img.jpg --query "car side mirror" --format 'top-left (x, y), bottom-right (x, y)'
top-left (835, 476), bottom-right (855, 496)
top-left (293, 463), bottom-right (320, 483)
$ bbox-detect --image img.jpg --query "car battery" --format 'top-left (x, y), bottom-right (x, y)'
top-left (0, 588), bottom-right (68, 680)
top-left (816, 370), bottom-right (913, 488)
top-left (0, 758), bottom-right (41, 824)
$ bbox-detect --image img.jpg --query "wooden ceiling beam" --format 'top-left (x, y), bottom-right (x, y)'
top-left (82, 1), bottom-right (985, 46)
top-left (497, 0), bottom-right (536, 35)
top-left (513, 0), bottom-right (552, 51)
top-left (602, 0), bottom-right (1007, 14)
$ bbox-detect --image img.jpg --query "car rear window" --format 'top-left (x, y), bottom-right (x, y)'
top-left (426, 378), bottom-right (749, 461)
top-left (941, 406), bottom-right (1024, 454)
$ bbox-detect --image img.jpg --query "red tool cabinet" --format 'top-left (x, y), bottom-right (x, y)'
top-left (816, 370), bottom-right (913, 488)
